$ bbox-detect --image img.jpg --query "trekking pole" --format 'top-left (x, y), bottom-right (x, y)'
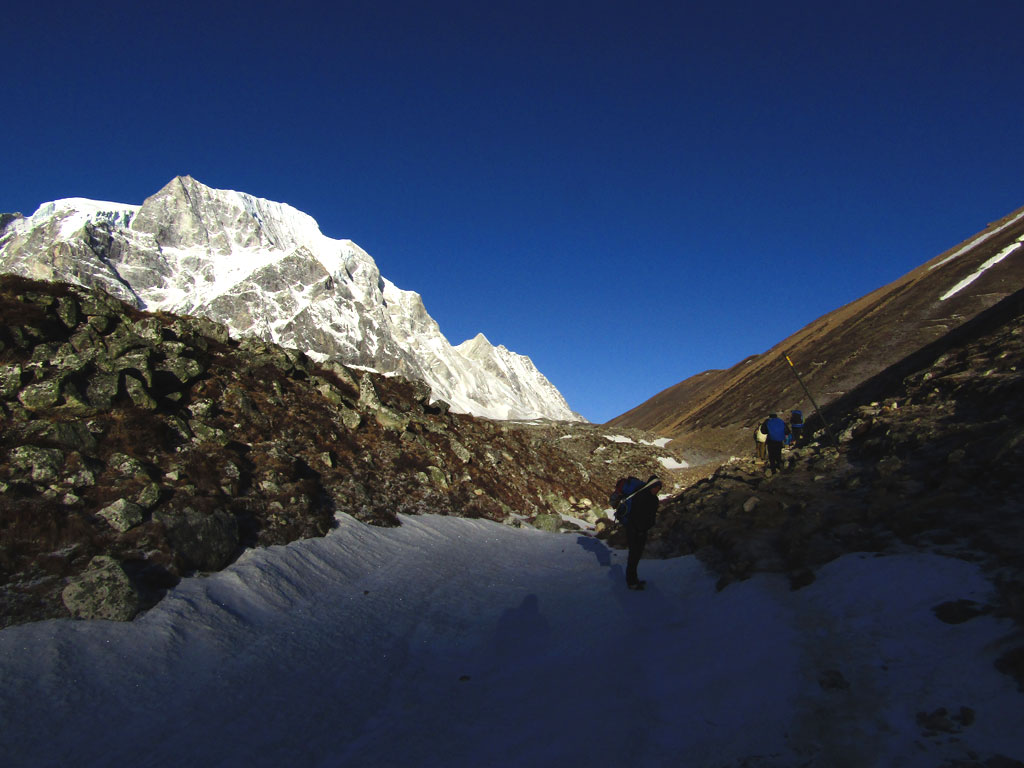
top-left (784, 354), bottom-right (839, 450)
top-left (625, 477), bottom-right (662, 501)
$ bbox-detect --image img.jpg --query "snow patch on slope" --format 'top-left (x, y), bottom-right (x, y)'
top-left (30, 198), bottom-right (140, 239)
top-left (940, 235), bottom-right (1024, 301)
top-left (929, 209), bottom-right (1024, 271)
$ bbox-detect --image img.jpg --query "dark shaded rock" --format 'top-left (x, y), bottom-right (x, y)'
top-left (789, 568), bottom-right (815, 590)
top-left (86, 373), bottom-right (120, 407)
top-left (153, 503), bottom-right (240, 572)
top-left (818, 669), bottom-right (850, 691)
top-left (994, 647), bottom-right (1024, 692)
top-left (933, 599), bottom-right (991, 624)
top-left (21, 419), bottom-right (98, 452)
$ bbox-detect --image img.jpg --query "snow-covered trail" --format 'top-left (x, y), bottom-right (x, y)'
top-left (1, 514), bottom-right (1022, 768)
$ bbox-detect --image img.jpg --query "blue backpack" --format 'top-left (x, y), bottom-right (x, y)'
top-left (610, 476), bottom-right (645, 524)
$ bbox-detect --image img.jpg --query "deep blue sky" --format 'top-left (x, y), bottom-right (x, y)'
top-left (4, 1), bottom-right (1023, 422)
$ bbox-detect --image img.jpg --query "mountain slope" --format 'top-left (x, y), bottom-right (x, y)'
top-left (0, 177), bottom-right (580, 422)
top-left (609, 205), bottom-right (1024, 456)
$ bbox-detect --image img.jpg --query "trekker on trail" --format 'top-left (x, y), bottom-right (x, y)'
top-left (789, 410), bottom-right (805, 447)
top-left (764, 413), bottom-right (788, 475)
top-left (754, 420), bottom-right (768, 460)
top-left (625, 475), bottom-right (662, 591)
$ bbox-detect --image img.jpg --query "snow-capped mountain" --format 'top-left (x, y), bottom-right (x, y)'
top-left (0, 176), bottom-right (582, 422)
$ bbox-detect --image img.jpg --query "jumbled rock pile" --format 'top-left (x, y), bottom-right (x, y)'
top-left (0, 276), bottom-right (685, 627)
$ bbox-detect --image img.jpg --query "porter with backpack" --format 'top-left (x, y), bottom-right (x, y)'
top-left (610, 475), bottom-right (662, 590)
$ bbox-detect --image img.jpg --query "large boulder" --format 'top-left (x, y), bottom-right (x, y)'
top-left (61, 556), bottom-right (141, 621)
top-left (153, 503), bottom-right (240, 572)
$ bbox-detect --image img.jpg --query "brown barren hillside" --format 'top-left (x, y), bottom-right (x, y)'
top-left (608, 205), bottom-right (1024, 458)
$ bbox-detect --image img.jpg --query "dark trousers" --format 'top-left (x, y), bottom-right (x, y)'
top-left (767, 440), bottom-right (783, 472)
top-left (626, 525), bottom-right (647, 585)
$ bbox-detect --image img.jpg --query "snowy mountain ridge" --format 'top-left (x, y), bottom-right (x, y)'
top-left (0, 176), bottom-right (581, 422)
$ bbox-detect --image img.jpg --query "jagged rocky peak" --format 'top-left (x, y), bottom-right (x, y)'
top-left (131, 175), bottom-right (271, 252)
top-left (131, 176), bottom-right (339, 258)
top-left (0, 177), bottom-right (582, 422)
top-left (457, 332), bottom-right (495, 358)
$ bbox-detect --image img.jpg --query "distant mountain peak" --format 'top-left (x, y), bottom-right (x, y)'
top-left (456, 332), bottom-right (495, 357)
top-left (0, 177), bottom-right (583, 423)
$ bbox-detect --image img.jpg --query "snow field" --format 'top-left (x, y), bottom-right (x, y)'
top-left (1, 514), bottom-right (1022, 767)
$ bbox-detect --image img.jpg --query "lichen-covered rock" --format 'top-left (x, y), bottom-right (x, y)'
top-left (0, 363), bottom-right (22, 397)
top-left (8, 445), bottom-right (65, 483)
top-left (157, 356), bottom-right (204, 386)
top-left (103, 325), bottom-right (148, 359)
top-left (427, 466), bottom-right (449, 490)
top-left (55, 295), bottom-right (79, 329)
top-left (449, 439), bottom-right (472, 463)
top-left (315, 379), bottom-right (347, 407)
top-left (107, 453), bottom-right (151, 478)
top-left (375, 406), bottom-right (409, 433)
top-left (62, 452), bottom-right (98, 488)
top-left (61, 556), bottom-right (141, 621)
top-left (136, 482), bottom-right (162, 509)
top-left (358, 376), bottom-right (382, 410)
top-left (321, 361), bottom-right (356, 389)
top-left (18, 378), bottom-right (63, 409)
top-left (340, 406), bottom-right (362, 430)
top-left (532, 514), bottom-right (562, 532)
top-left (124, 375), bottom-right (157, 409)
top-left (96, 498), bottom-right (145, 532)
top-left (131, 316), bottom-right (164, 344)
top-left (541, 492), bottom-right (573, 516)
